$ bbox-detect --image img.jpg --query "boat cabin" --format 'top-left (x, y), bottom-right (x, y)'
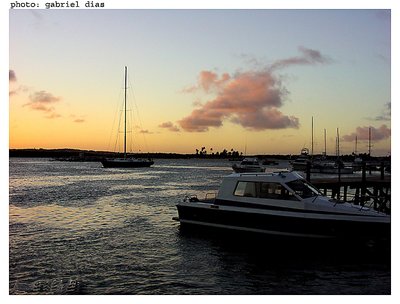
top-left (216, 172), bottom-right (320, 204)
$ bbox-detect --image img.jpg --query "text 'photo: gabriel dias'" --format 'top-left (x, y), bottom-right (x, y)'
top-left (10, 1), bottom-right (105, 9)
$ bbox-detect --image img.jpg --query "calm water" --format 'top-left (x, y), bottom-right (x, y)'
top-left (9, 158), bottom-right (390, 295)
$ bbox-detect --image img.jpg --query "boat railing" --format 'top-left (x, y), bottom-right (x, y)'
top-left (237, 171), bottom-right (289, 177)
top-left (183, 192), bottom-right (216, 203)
top-left (330, 192), bottom-right (390, 214)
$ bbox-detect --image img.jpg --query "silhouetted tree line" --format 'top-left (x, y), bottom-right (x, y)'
top-left (194, 147), bottom-right (242, 158)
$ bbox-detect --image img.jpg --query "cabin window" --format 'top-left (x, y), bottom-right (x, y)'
top-left (259, 182), bottom-right (297, 201)
top-left (234, 181), bottom-right (257, 197)
top-left (233, 181), bottom-right (298, 201)
top-left (286, 179), bottom-right (319, 199)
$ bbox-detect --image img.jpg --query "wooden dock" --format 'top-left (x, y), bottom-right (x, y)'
top-left (308, 166), bottom-right (391, 214)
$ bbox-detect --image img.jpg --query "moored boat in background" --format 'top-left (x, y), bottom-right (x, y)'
top-left (101, 66), bottom-right (154, 168)
top-left (232, 157), bottom-right (264, 173)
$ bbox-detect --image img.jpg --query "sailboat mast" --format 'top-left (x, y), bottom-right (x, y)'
top-left (124, 66), bottom-right (127, 159)
top-left (355, 135), bottom-right (358, 155)
top-left (311, 116), bottom-right (314, 157)
top-left (368, 127), bottom-right (372, 156)
top-left (336, 128), bottom-right (340, 157)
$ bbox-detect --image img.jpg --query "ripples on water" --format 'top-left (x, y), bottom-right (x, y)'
top-left (9, 158), bottom-right (390, 294)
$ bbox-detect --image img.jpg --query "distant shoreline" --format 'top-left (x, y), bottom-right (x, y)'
top-left (9, 148), bottom-right (389, 162)
top-left (9, 148), bottom-right (286, 160)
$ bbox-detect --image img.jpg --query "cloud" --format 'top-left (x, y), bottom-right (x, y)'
top-left (159, 121), bottom-right (180, 132)
top-left (269, 46), bottom-right (332, 71)
top-left (177, 47), bottom-right (331, 132)
top-left (183, 71), bottom-right (231, 94)
top-left (70, 114), bottom-right (86, 123)
top-left (29, 90), bottom-right (61, 105)
top-left (45, 113), bottom-right (62, 119)
top-left (369, 102), bottom-right (391, 121)
top-left (9, 69), bottom-right (20, 96)
top-left (342, 125), bottom-right (391, 142)
top-left (9, 70), bottom-right (17, 82)
top-left (139, 129), bottom-right (153, 134)
top-left (9, 85), bottom-right (29, 97)
top-left (10, 73), bottom-right (84, 121)
top-left (24, 90), bottom-right (61, 118)
top-left (178, 70), bottom-right (297, 132)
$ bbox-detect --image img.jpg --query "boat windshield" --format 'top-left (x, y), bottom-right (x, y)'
top-left (286, 179), bottom-right (320, 199)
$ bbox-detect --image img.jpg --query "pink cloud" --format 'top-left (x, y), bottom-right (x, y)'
top-left (139, 129), bottom-right (153, 134)
top-left (159, 121), bottom-right (180, 132)
top-left (29, 90), bottom-right (60, 104)
top-left (342, 125), bottom-right (391, 142)
top-left (23, 90), bottom-right (61, 118)
top-left (9, 70), bottom-right (17, 82)
top-left (29, 103), bottom-right (55, 112)
top-left (182, 71), bottom-right (230, 93)
top-left (231, 108), bottom-right (299, 130)
top-left (173, 47), bottom-right (331, 133)
top-left (178, 70), bottom-right (297, 132)
top-left (9, 69), bottom-right (18, 96)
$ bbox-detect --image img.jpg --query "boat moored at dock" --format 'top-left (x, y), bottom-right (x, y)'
top-left (232, 157), bottom-right (264, 173)
top-left (175, 172), bottom-right (390, 241)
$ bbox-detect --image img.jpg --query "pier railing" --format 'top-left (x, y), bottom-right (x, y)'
top-left (306, 161), bottom-right (391, 214)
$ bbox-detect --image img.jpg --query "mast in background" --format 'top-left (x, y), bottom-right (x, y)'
top-left (124, 66), bottom-right (127, 159)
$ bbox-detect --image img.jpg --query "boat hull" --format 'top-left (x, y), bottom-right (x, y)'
top-left (176, 202), bottom-right (390, 241)
top-left (101, 159), bottom-right (154, 168)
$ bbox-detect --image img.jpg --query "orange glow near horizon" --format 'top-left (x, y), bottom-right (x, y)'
top-left (9, 10), bottom-right (391, 156)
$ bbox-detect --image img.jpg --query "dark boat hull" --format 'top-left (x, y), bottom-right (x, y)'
top-left (176, 203), bottom-right (390, 241)
top-left (101, 159), bottom-right (154, 168)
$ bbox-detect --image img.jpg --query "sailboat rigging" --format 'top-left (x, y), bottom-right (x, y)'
top-left (101, 66), bottom-right (154, 168)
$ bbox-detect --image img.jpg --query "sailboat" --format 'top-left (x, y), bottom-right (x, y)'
top-left (101, 67), bottom-right (154, 168)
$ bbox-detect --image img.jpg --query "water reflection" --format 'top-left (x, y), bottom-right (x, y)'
top-left (9, 158), bottom-right (390, 294)
top-left (175, 227), bottom-right (390, 294)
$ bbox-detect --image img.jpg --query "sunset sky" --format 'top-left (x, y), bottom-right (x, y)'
top-left (8, 5), bottom-right (392, 156)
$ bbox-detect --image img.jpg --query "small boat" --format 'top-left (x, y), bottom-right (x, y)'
top-left (101, 157), bottom-right (153, 168)
top-left (232, 157), bottom-right (264, 173)
top-left (311, 159), bottom-right (354, 174)
top-left (101, 67), bottom-right (154, 168)
top-left (290, 148), bottom-right (310, 171)
top-left (262, 159), bottom-right (279, 166)
top-left (175, 172), bottom-right (390, 241)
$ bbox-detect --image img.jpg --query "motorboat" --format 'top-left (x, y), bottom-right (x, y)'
top-left (290, 148), bottom-right (310, 171)
top-left (175, 172), bottom-right (390, 241)
top-left (262, 159), bottom-right (279, 166)
top-left (232, 157), bottom-right (264, 173)
top-left (311, 159), bottom-right (354, 174)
